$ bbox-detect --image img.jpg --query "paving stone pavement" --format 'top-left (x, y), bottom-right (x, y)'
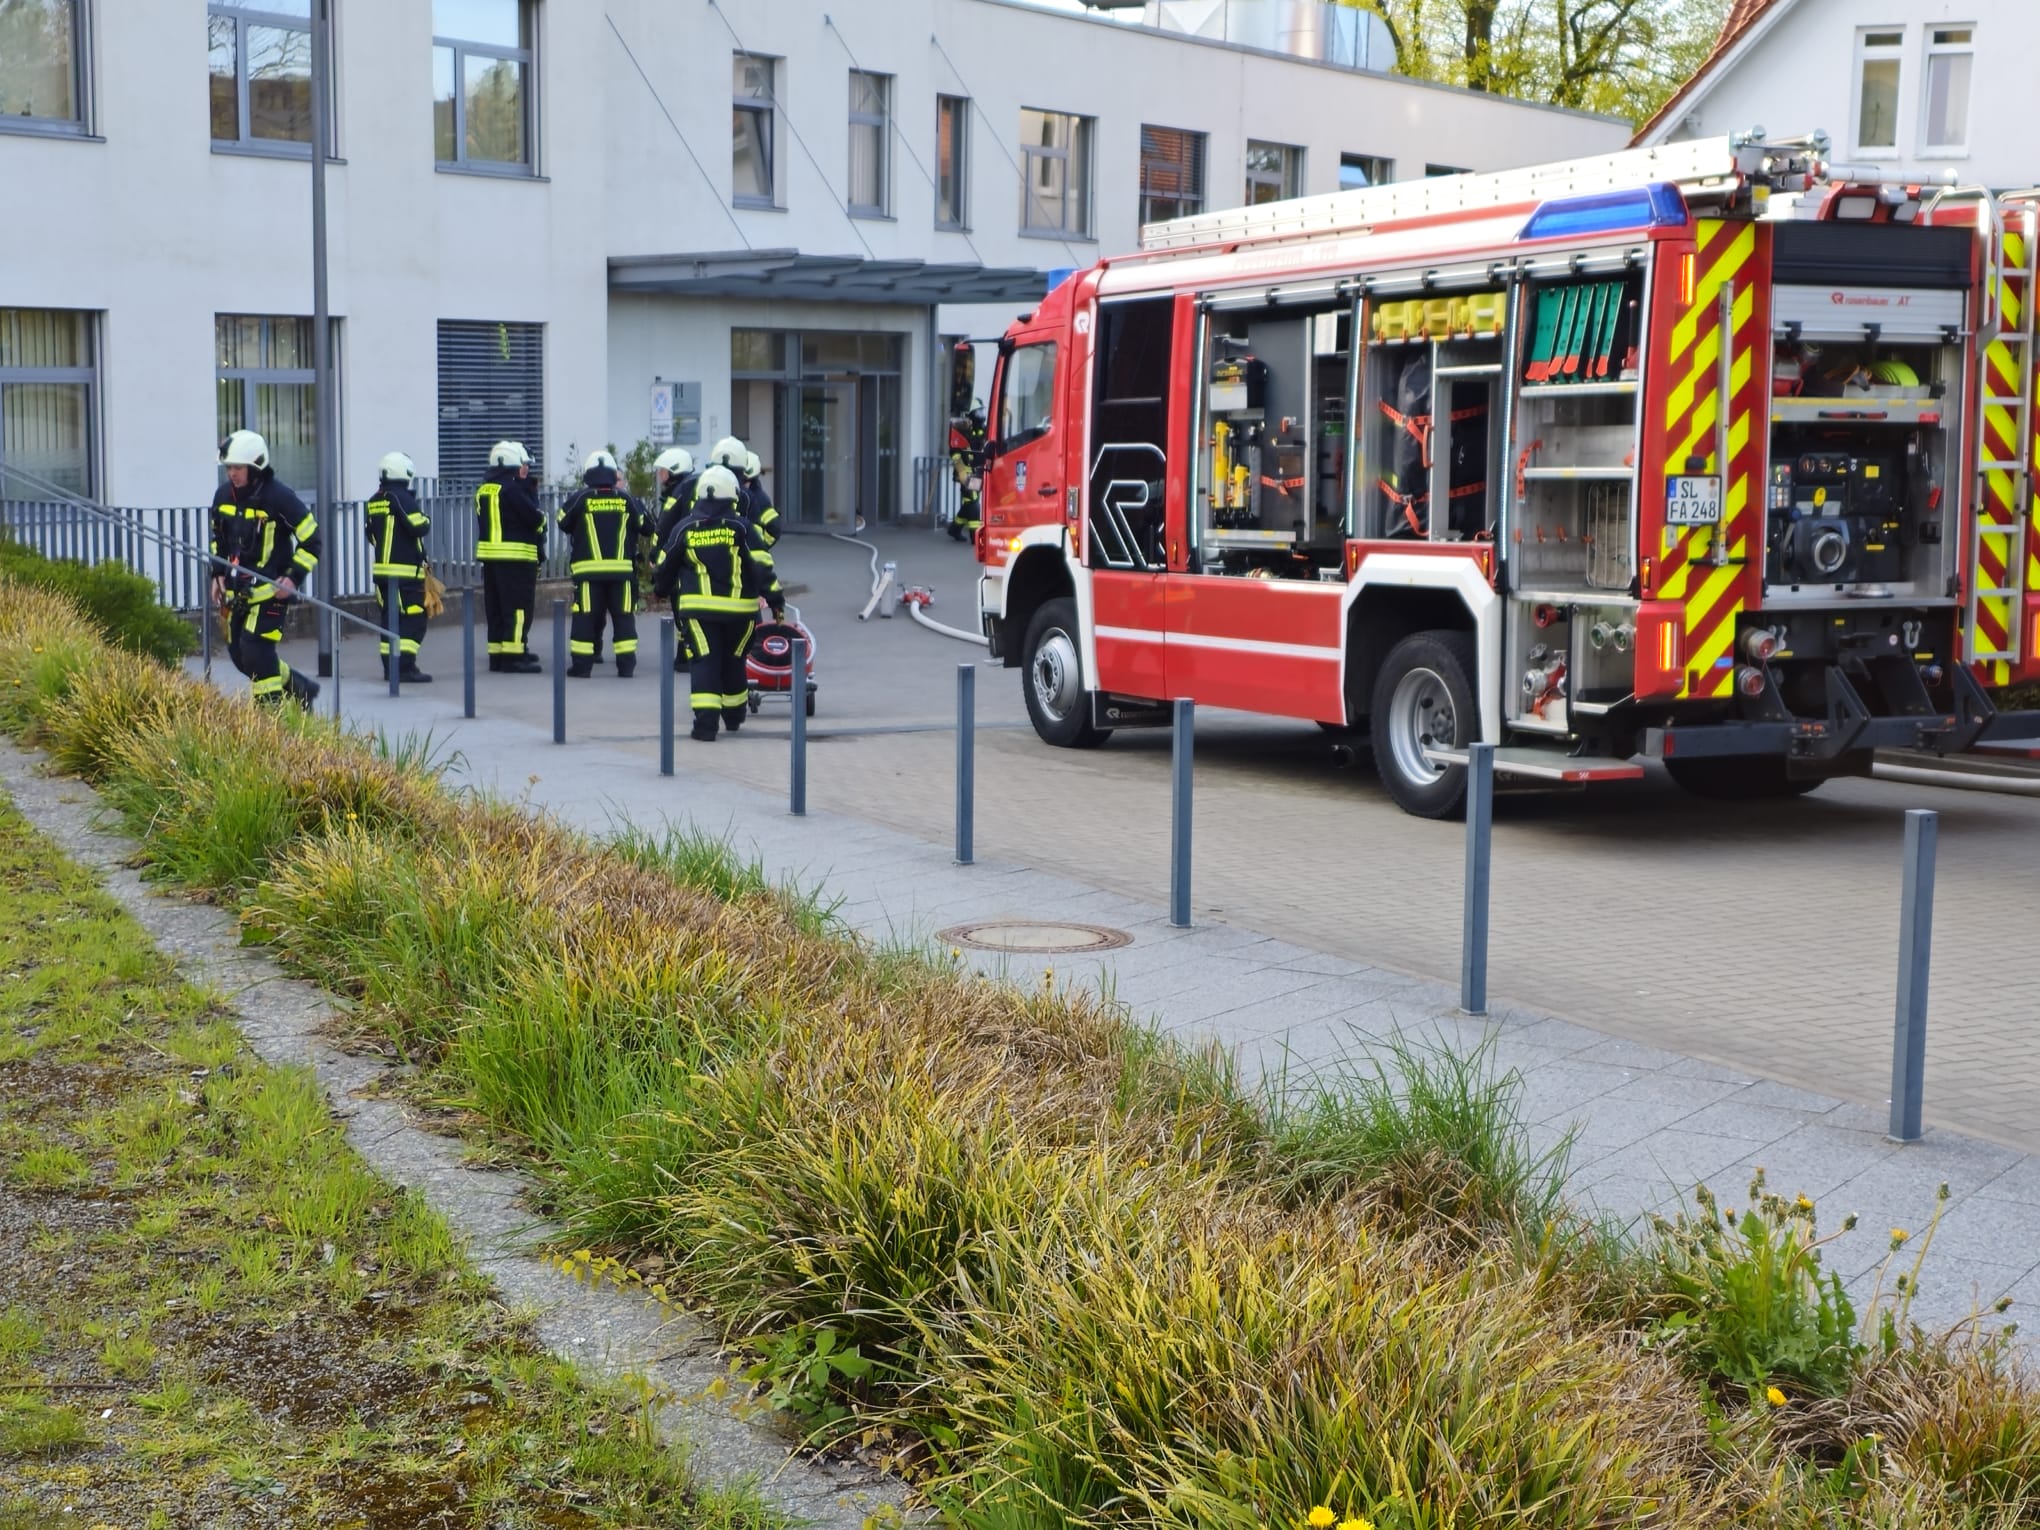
top-left (209, 646), bottom-right (2040, 1342)
top-left (255, 530), bottom-right (2040, 1160)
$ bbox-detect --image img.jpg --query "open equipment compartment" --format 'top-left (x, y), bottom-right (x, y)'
top-left (1359, 286), bottom-right (1505, 545)
top-left (1190, 291), bottom-right (1353, 578)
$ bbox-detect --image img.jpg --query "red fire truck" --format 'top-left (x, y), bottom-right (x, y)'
top-left (973, 132), bottom-right (2040, 816)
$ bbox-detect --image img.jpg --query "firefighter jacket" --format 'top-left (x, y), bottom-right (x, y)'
top-left (475, 468), bottom-right (544, 563)
top-left (652, 472), bottom-right (700, 554)
top-left (365, 480), bottom-right (430, 579)
top-left (656, 504), bottom-right (783, 617)
top-left (210, 471), bottom-right (321, 602)
top-left (558, 470), bottom-right (652, 580)
top-left (740, 479), bottom-right (781, 548)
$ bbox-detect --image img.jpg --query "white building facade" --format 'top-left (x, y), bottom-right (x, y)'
top-left (1, 0), bottom-right (1626, 527)
top-left (1636, 0), bottom-right (2024, 193)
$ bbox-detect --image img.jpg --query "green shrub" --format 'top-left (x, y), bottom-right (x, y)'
top-left (1645, 1172), bottom-right (1864, 1396)
top-left (0, 533), bottom-right (194, 665)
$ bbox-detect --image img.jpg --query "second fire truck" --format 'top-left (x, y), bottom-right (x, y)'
top-left (974, 131), bottom-right (2040, 816)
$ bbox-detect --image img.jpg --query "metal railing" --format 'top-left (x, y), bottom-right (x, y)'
top-left (913, 455), bottom-right (961, 528)
top-left (2, 474), bottom-right (571, 610)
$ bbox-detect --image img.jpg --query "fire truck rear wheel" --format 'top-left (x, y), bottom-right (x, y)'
top-left (1370, 630), bottom-right (1478, 819)
top-left (1022, 597), bottom-right (1111, 749)
top-left (1663, 756), bottom-right (1825, 800)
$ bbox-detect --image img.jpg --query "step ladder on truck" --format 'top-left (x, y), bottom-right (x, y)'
top-left (973, 130), bottom-right (2040, 817)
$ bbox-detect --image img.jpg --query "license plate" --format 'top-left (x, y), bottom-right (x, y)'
top-left (1665, 475), bottom-right (1722, 526)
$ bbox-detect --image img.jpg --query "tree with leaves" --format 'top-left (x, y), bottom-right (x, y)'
top-left (1342, 0), bottom-right (1730, 128)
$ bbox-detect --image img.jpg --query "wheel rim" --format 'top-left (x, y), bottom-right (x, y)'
top-left (1386, 665), bottom-right (1459, 787)
top-left (1031, 627), bottom-right (1082, 723)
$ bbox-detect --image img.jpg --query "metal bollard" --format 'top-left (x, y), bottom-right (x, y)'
top-left (1460, 741), bottom-right (1495, 1016)
top-left (1889, 808), bottom-right (1939, 1143)
top-left (329, 607), bottom-right (343, 721)
top-left (658, 616), bottom-right (676, 777)
top-left (956, 663), bottom-right (975, 864)
top-left (1170, 698), bottom-right (1193, 927)
top-left (386, 576), bottom-right (402, 697)
top-left (551, 598), bottom-right (567, 744)
top-left (315, 568), bottom-right (333, 678)
top-left (461, 583), bottom-right (476, 719)
top-left (198, 547), bottom-right (213, 680)
top-left (789, 635), bottom-right (808, 816)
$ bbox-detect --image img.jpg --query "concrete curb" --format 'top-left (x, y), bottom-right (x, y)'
top-left (0, 737), bottom-right (915, 1529)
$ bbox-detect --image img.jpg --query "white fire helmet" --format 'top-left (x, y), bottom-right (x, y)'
top-left (694, 465), bottom-right (742, 503)
top-left (488, 440), bottom-right (531, 469)
top-left (654, 447), bottom-right (693, 477)
top-left (378, 450), bottom-right (416, 483)
top-left (219, 429), bottom-right (270, 470)
top-left (582, 448), bottom-right (620, 473)
top-left (743, 450), bottom-right (762, 479)
top-left (707, 435), bottom-right (746, 470)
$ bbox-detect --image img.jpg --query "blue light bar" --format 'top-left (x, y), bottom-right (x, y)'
top-left (1519, 182), bottom-right (1689, 242)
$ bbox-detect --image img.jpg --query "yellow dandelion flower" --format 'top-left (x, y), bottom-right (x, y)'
top-left (1766, 1385), bottom-right (1788, 1407)
top-left (1795, 1195), bottom-right (1813, 1211)
top-left (1890, 1227), bottom-right (1910, 1246)
top-left (1307, 1509), bottom-right (1336, 1529)
top-left (1337, 1519), bottom-right (1374, 1530)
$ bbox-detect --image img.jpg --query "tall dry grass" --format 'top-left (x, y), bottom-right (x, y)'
top-left (5, 572), bottom-right (2037, 1529)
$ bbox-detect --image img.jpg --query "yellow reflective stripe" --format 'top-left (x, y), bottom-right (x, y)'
top-left (678, 595), bottom-right (756, 614)
top-left (477, 542), bottom-right (538, 561)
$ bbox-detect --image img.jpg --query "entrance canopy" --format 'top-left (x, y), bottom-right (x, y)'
top-left (608, 250), bottom-right (1048, 307)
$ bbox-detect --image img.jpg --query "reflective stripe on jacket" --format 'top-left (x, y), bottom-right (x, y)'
top-left (475, 472), bottom-right (544, 562)
top-left (366, 481), bottom-right (430, 578)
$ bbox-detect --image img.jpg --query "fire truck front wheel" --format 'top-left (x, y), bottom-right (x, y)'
top-left (1371, 630), bottom-right (1478, 819)
top-left (1022, 597), bottom-right (1111, 749)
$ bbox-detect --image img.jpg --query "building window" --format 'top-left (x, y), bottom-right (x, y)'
top-left (1339, 153), bottom-right (1392, 190)
top-left (1854, 27), bottom-right (1904, 155)
top-left (433, 0), bottom-right (535, 172)
top-left (1922, 25), bottom-right (1974, 155)
top-left (216, 315), bottom-right (323, 499)
top-left (1424, 163), bottom-right (1469, 178)
top-left (847, 70), bottom-right (890, 217)
top-left (1020, 107), bottom-right (1091, 238)
top-left (208, 1), bottom-right (316, 152)
top-left (1139, 125), bottom-right (1206, 225)
top-left (1245, 140), bottom-right (1302, 205)
top-left (0, 0), bottom-right (85, 134)
top-left (936, 95), bottom-right (969, 229)
top-left (733, 53), bottom-right (777, 207)
top-left (437, 320), bottom-right (543, 485)
top-left (0, 309), bottom-right (95, 499)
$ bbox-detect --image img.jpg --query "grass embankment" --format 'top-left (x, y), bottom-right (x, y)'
top-left (4, 576), bottom-right (2038, 1529)
top-left (0, 792), bottom-right (774, 1527)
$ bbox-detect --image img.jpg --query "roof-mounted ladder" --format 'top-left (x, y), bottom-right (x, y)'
top-left (1139, 131), bottom-right (1829, 253)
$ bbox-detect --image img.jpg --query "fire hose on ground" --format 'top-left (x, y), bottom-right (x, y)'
top-left (832, 532), bottom-right (894, 620)
top-left (832, 532), bottom-right (987, 644)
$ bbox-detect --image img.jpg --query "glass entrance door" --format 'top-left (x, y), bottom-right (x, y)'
top-left (795, 379), bottom-right (859, 528)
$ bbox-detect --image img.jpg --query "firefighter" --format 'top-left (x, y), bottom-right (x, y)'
top-left (650, 446), bottom-right (697, 553)
top-left (739, 449), bottom-right (781, 547)
top-left (653, 464), bottom-right (782, 740)
top-left (365, 450), bottom-right (432, 683)
top-left (948, 402), bottom-right (986, 541)
top-left (559, 448), bottom-right (653, 678)
top-left (476, 440), bottom-right (545, 673)
top-left (210, 429), bottom-right (322, 708)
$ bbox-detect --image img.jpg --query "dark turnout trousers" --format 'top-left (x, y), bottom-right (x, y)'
top-left (570, 576), bottom-right (639, 674)
top-left (683, 615), bottom-right (753, 735)
top-left (482, 561), bottom-right (538, 657)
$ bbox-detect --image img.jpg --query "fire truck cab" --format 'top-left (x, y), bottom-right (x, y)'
top-left (975, 131), bottom-right (2040, 817)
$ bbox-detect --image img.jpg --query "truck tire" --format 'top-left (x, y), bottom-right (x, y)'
top-left (1663, 756), bottom-right (1825, 800)
top-left (1370, 629), bottom-right (1478, 818)
top-left (1021, 597), bottom-right (1111, 749)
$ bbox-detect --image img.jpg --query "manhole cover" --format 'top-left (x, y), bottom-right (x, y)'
top-left (938, 920), bottom-right (1133, 955)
